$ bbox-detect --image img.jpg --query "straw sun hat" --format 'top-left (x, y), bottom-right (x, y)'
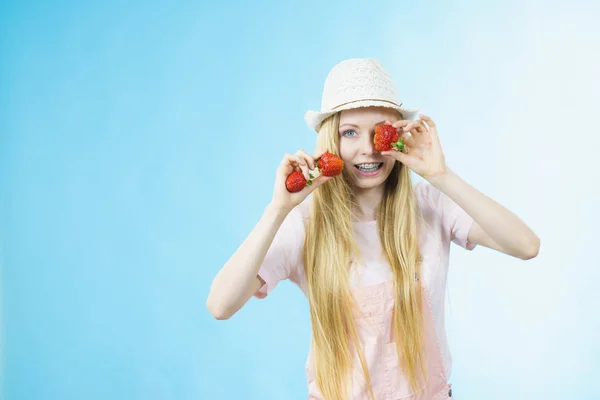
top-left (304, 58), bottom-right (420, 133)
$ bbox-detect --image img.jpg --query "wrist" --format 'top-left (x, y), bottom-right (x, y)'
top-left (266, 201), bottom-right (293, 218)
top-left (425, 166), bottom-right (453, 188)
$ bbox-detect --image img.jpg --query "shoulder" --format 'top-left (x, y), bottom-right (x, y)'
top-left (412, 180), bottom-right (449, 234)
top-left (413, 179), bottom-right (453, 217)
top-left (413, 179), bottom-right (438, 208)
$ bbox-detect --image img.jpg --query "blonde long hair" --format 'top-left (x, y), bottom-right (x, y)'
top-left (303, 112), bottom-right (428, 400)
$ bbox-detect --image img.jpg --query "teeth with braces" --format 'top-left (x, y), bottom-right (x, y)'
top-left (357, 163), bottom-right (381, 171)
top-left (357, 163), bottom-right (380, 168)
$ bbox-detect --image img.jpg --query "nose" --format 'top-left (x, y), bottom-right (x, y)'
top-left (360, 132), bottom-right (376, 155)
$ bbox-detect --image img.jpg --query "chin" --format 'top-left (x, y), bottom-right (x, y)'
top-left (352, 179), bottom-right (386, 190)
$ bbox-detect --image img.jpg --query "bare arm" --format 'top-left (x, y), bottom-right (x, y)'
top-left (383, 115), bottom-right (540, 260)
top-left (206, 203), bottom-right (290, 319)
top-left (428, 167), bottom-right (540, 260)
top-left (206, 149), bottom-right (332, 320)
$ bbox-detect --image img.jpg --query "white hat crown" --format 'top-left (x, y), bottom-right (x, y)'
top-left (321, 58), bottom-right (401, 111)
top-left (304, 58), bottom-right (419, 132)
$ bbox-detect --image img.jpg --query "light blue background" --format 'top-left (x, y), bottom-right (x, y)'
top-left (2, 1), bottom-right (599, 399)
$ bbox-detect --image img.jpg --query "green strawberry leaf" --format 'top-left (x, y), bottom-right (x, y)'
top-left (392, 139), bottom-right (405, 151)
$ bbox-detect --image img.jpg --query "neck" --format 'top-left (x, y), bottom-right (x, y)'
top-left (352, 184), bottom-right (385, 222)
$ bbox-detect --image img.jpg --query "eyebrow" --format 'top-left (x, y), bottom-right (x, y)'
top-left (339, 120), bottom-right (387, 130)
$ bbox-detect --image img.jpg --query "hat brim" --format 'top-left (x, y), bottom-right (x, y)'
top-left (304, 101), bottom-right (420, 133)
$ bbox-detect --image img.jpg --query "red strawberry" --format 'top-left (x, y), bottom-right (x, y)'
top-left (285, 170), bottom-right (308, 193)
top-left (284, 151), bottom-right (343, 193)
top-left (317, 151), bottom-right (344, 177)
top-left (374, 124), bottom-right (404, 152)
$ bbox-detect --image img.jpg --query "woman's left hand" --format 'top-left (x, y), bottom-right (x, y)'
top-left (380, 114), bottom-right (448, 181)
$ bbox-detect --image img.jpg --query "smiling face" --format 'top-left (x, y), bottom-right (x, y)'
top-left (338, 106), bottom-right (402, 190)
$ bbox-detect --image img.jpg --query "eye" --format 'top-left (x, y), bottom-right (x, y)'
top-left (341, 129), bottom-right (357, 137)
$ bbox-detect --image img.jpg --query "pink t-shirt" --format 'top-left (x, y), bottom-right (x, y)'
top-left (254, 180), bottom-right (476, 387)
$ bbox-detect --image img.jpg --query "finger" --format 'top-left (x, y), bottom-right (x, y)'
top-left (306, 174), bottom-right (333, 193)
top-left (289, 154), bottom-right (310, 181)
top-left (399, 130), bottom-right (418, 147)
top-left (299, 162), bottom-right (310, 181)
top-left (279, 154), bottom-right (295, 175)
top-left (380, 149), bottom-right (400, 160)
top-left (281, 154), bottom-right (306, 177)
top-left (419, 114), bottom-right (437, 132)
top-left (296, 149), bottom-right (316, 170)
top-left (403, 120), bottom-right (427, 135)
top-left (380, 149), bottom-right (410, 164)
top-left (391, 120), bottom-right (412, 129)
top-left (289, 154), bottom-right (307, 168)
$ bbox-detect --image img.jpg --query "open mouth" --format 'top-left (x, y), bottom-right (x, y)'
top-left (354, 162), bottom-right (383, 174)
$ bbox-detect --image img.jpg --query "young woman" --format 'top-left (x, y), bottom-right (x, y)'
top-left (207, 58), bottom-right (540, 400)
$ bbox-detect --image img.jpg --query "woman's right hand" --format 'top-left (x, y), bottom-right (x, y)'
top-left (271, 149), bottom-right (334, 212)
